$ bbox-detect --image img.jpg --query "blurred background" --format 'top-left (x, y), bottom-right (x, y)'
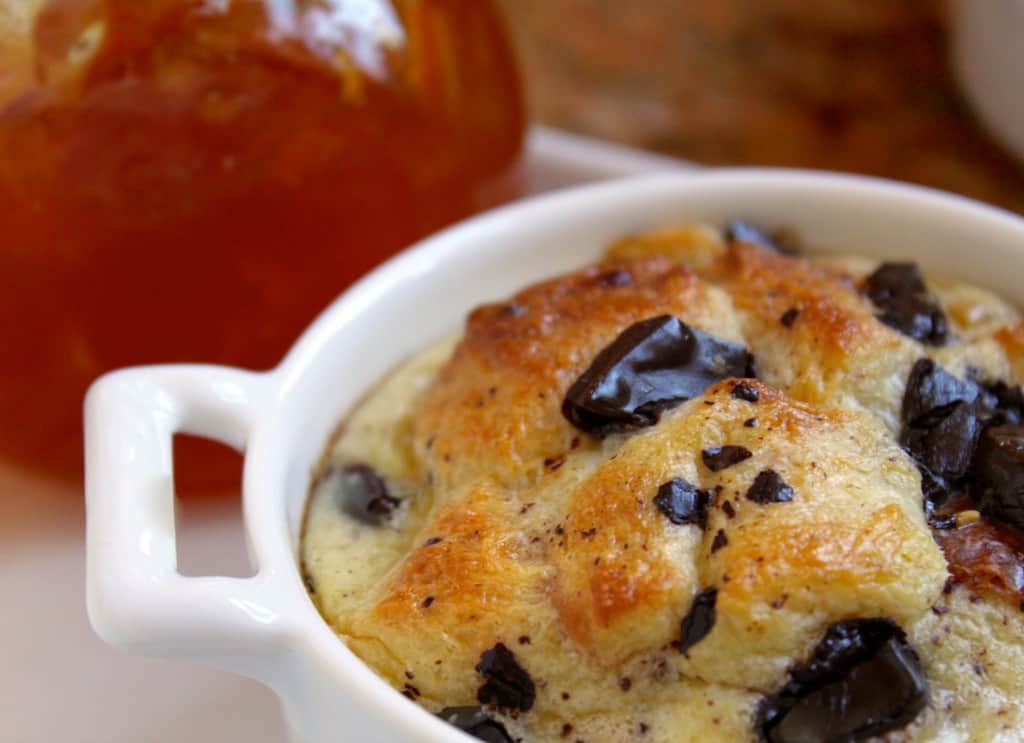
top-left (498, 0), bottom-right (1024, 213)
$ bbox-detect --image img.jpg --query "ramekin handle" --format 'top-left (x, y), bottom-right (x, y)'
top-left (85, 365), bottom-right (286, 678)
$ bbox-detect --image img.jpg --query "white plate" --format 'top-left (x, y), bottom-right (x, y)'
top-left (0, 126), bottom-right (690, 743)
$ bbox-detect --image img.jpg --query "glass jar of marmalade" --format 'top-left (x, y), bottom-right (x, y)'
top-left (0, 0), bottom-right (525, 490)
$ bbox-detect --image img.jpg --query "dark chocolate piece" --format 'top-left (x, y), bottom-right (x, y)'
top-left (726, 220), bottom-right (786, 252)
top-left (653, 478), bottom-right (711, 527)
top-left (562, 315), bottom-right (753, 436)
top-left (746, 470), bottom-right (795, 504)
top-left (326, 463), bottom-right (400, 524)
top-left (476, 643), bottom-right (536, 713)
top-left (595, 268), bottom-right (634, 288)
top-left (702, 445), bottom-right (753, 472)
top-left (863, 263), bottom-right (948, 345)
top-left (501, 303), bottom-right (526, 317)
top-left (437, 707), bottom-right (514, 743)
top-left (732, 382), bottom-right (760, 403)
top-left (902, 359), bottom-right (980, 427)
top-left (904, 400), bottom-right (985, 483)
top-left (780, 308), bottom-right (800, 328)
top-left (971, 424), bottom-right (1024, 532)
top-left (901, 359), bottom-right (986, 502)
top-left (710, 529), bottom-right (729, 552)
top-left (979, 379), bottom-right (1024, 426)
top-left (757, 618), bottom-right (928, 743)
top-left (679, 588), bottom-right (717, 654)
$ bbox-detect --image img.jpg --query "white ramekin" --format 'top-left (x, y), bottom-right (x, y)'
top-left (85, 171), bottom-right (1024, 743)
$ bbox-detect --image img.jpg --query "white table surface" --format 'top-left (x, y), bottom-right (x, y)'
top-left (0, 126), bottom-right (689, 743)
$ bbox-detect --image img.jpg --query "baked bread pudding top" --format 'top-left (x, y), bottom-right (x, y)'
top-left (302, 221), bottom-right (1024, 743)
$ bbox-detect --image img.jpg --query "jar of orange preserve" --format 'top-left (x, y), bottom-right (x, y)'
top-left (0, 0), bottom-right (525, 490)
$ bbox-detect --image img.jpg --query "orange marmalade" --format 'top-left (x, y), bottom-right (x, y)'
top-left (0, 0), bottom-right (525, 488)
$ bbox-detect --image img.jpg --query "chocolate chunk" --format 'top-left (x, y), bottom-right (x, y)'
top-left (562, 315), bottom-right (753, 436)
top-left (757, 618), bottom-right (928, 743)
top-left (596, 268), bottom-right (634, 288)
top-left (476, 643), bottom-right (536, 713)
top-left (904, 399), bottom-right (985, 483)
top-left (863, 263), bottom-right (948, 345)
top-left (732, 382), bottom-right (760, 402)
top-left (722, 500), bottom-right (737, 519)
top-left (901, 360), bottom-right (987, 502)
top-left (979, 379), bottom-right (1024, 426)
top-left (780, 308), bottom-right (800, 328)
top-left (437, 707), bottom-right (513, 743)
top-left (653, 478), bottom-right (711, 527)
top-left (324, 463), bottom-right (400, 524)
top-left (679, 588), bottom-right (717, 654)
top-left (710, 529), bottom-right (729, 552)
top-left (726, 220), bottom-right (787, 252)
top-left (902, 359), bottom-right (980, 426)
top-left (971, 425), bottom-right (1024, 533)
top-left (702, 445), bottom-right (753, 472)
top-left (746, 470), bottom-right (794, 504)
top-left (501, 303), bottom-right (526, 317)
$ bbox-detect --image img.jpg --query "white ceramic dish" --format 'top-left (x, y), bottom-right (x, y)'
top-left (86, 170), bottom-right (1024, 743)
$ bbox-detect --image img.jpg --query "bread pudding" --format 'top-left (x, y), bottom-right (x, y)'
top-left (302, 221), bottom-right (1024, 742)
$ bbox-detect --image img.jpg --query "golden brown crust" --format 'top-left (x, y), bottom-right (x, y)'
top-left (555, 380), bottom-right (944, 688)
top-left (347, 483), bottom-right (553, 706)
top-left (611, 237), bottom-right (920, 431)
top-left (412, 256), bottom-right (742, 495)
